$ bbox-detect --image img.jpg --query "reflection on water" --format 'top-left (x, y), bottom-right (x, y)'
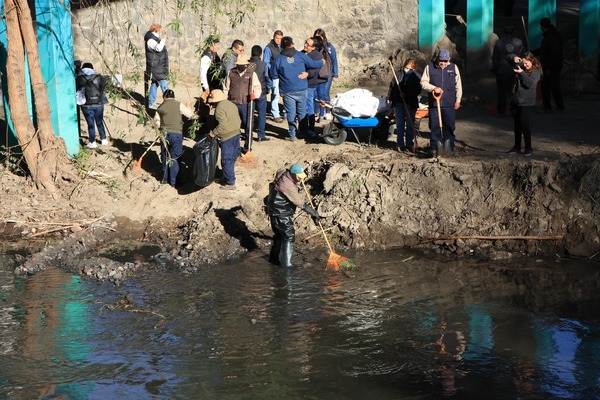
top-left (0, 250), bottom-right (599, 399)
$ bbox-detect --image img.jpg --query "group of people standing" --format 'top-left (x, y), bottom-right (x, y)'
top-left (141, 26), bottom-right (339, 190)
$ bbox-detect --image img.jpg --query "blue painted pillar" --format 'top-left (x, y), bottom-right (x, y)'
top-left (529, 0), bottom-right (556, 51)
top-left (418, 0), bottom-right (445, 48)
top-left (466, 0), bottom-right (494, 49)
top-left (35, 0), bottom-right (79, 156)
top-left (579, 0), bottom-right (600, 56)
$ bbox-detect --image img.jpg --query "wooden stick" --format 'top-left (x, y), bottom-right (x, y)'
top-left (406, 234), bottom-right (563, 247)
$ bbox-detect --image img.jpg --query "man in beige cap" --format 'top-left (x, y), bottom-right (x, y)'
top-left (223, 53), bottom-right (262, 152)
top-left (208, 89), bottom-right (242, 190)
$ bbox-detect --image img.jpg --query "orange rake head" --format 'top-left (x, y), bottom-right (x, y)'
top-left (237, 151), bottom-right (260, 168)
top-left (326, 251), bottom-right (357, 271)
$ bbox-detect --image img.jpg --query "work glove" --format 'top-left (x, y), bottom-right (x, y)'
top-left (302, 203), bottom-right (320, 220)
top-left (249, 93), bottom-right (256, 101)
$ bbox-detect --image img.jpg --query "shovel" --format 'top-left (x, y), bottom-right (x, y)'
top-left (238, 71), bottom-right (259, 168)
top-left (432, 91), bottom-right (444, 156)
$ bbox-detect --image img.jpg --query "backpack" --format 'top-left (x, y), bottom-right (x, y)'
top-left (318, 50), bottom-right (331, 79)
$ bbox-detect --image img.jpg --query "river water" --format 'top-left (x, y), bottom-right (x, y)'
top-left (1, 248), bottom-right (599, 399)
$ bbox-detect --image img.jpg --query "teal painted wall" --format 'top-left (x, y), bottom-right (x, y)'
top-left (466, 0), bottom-right (494, 49)
top-left (35, 0), bottom-right (79, 156)
top-left (579, 0), bottom-right (600, 56)
top-left (0, 0), bottom-right (79, 157)
top-left (529, 0), bottom-right (556, 50)
top-left (419, 0), bottom-right (445, 48)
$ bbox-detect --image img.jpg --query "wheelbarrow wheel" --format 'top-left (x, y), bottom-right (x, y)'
top-left (323, 123), bottom-right (347, 145)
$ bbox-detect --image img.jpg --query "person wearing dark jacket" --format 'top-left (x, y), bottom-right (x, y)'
top-left (249, 45), bottom-right (273, 142)
top-left (75, 63), bottom-right (107, 149)
top-left (270, 36), bottom-right (324, 141)
top-left (492, 25), bottom-right (524, 117)
top-left (388, 58), bottom-right (422, 152)
top-left (144, 23), bottom-right (169, 109)
top-left (300, 36), bottom-right (324, 137)
top-left (268, 164), bottom-right (320, 268)
top-left (506, 52), bottom-right (542, 156)
top-left (537, 17), bottom-right (564, 112)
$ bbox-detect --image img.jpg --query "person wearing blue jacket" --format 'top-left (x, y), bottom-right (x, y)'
top-left (271, 36), bottom-right (324, 141)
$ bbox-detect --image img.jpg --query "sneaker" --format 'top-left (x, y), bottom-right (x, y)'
top-left (101, 139), bottom-right (109, 146)
top-left (285, 136), bottom-right (297, 142)
top-left (257, 137), bottom-right (271, 142)
top-left (220, 184), bottom-right (236, 190)
top-left (524, 149), bottom-right (533, 156)
top-left (148, 103), bottom-right (159, 110)
top-left (507, 147), bottom-right (521, 154)
top-left (273, 117), bottom-right (285, 123)
top-left (86, 142), bottom-right (97, 149)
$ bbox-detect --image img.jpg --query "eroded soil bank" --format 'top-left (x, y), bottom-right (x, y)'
top-left (10, 150), bottom-right (600, 282)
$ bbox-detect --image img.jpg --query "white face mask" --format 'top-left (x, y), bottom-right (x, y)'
top-left (404, 68), bottom-right (412, 74)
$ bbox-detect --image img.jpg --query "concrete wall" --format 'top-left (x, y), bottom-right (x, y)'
top-left (71, 0), bottom-right (420, 85)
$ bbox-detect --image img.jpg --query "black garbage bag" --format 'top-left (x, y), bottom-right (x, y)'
top-left (193, 134), bottom-right (219, 187)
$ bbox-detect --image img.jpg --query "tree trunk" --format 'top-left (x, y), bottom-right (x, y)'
top-left (5, 0), bottom-right (74, 192)
top-left (4, 0), bottom-right (47, 187)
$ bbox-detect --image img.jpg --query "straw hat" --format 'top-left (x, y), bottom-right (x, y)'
top-left (235, 54), bottom-right (250, 65)
top-left (208, 89), bottom-right (227, 103)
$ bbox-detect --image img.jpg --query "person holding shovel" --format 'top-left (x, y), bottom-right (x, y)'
top-left (421, 49), bottom-right (463, 157)
top-left (223, 54), bottom-right (261, 152)
top-left (267, 164), bottom-right (320, 268)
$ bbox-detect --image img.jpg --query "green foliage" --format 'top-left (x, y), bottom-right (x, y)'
top-left (0, 145), bottom-right (23, 174)
top-left (73, 147), bottom-right (92, 173)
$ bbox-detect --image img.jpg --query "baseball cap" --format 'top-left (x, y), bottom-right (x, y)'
top-left (289, 163), bottom-right (307, 180)
top-left (438, 49), bottom-right (450, 61)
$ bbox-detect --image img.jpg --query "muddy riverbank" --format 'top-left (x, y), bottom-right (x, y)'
top-left (2, 79), bottom-right (600, 280)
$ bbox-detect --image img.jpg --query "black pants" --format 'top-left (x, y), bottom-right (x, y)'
top-left (269, 215), bottom-right (295, 263)
top-left (541, 69), bottom-right (564, 110)
top-left (512, 105), bottom-right (533, 150)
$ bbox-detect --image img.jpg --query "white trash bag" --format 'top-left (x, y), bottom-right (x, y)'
top-left (331, 89), bottom-right (381, 118)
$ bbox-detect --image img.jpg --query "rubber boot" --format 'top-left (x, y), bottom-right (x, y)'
top-left (269, 238), bottom-right (282, 265)
top-left (279, 241), bottom-right (295, 268)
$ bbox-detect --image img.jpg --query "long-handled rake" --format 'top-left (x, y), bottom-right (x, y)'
top-left (301, 180), bottom-right (357, 271)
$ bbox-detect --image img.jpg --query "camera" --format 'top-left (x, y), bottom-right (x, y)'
top-left (512, 59), bottom-right (525, 69)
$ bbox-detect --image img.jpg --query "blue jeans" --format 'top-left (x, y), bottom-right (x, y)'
top-left (220, 134), bottom-right (240, 185)
top-left (161, 132), bottom-right (184, 187)
top-left (317, 76), bottom-right (333, 117)
top-left (300, 87), bottom-right (317, 133)
top-left (81, 105), bottom-right (106, 143)
top-left (394, 103), bottom-right (417, 148)
top-left (282, 90), bottom-right (307, 138)
top-left (149, 79), bottom-right (169, 107)
top-left (236, 103), bottom-right (249, 148)
top-left (270, 78), bottom-right (281, 118)
top-left (254, 94), bottom-right (268, 139)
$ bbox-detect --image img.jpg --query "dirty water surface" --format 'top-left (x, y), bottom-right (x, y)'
top-left (1, 249), bottom-right (599, 399)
